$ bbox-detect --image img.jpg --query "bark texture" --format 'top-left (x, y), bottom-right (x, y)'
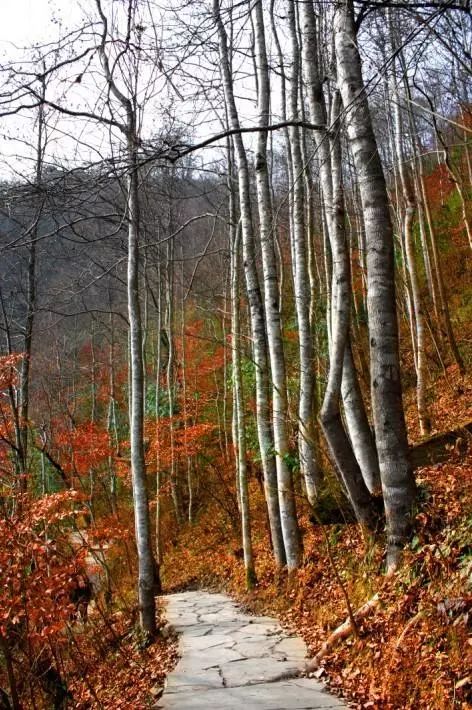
top-left (253, 0), bottom-right (301, 568)
top-left (214, 0), bottom-right (288, 567)
top-left (334, 1), bottom-right (416, 569)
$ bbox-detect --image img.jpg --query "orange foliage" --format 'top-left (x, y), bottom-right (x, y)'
top-left (0, 490), bottom-right (89, 643)
top-left (146, 417), bottom-right (215, 469)
top-left (52, 422), bottom-right (112, 478)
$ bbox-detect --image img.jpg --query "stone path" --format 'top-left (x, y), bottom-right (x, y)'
top-left (158, 591), bottom-right (346, 709)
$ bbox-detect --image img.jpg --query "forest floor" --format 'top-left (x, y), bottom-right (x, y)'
top-left (65, 368), bottom-right (471, 709)
top-left (66, 598), bottom-right (179, 709)
top-left (162, 368), bottom-right (472, 709)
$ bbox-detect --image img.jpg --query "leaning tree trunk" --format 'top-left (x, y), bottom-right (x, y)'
top-left (341, 344), bottom-right (381, 495)
top-left (334, 1), bottom-right (416, 571)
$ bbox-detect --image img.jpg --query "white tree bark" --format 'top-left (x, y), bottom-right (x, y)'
top-left (390, 39), bottom-right (431, 436)
top-left (252, 0), bottom-right (301, 569)
top-left (214, 0), bottom-right (287, 567)
top-left (96, 0), bottom-right (156, 634)
top-left (300, 0), bottom-right (380, 499)
top-left (231, 221), bottom-right (257, 588)
top-left (165, 234), bottom-right (182, 526)
top-left (287, 0), bottom-right (321, 508)
top-left (126, 130), bottom-right (158, 633)
top-left (154, 267), bottom-right (163, 567)
top-left (334, 1), bottom-right (416, 570)
top-left (319, 91), bottom-right (378, 527)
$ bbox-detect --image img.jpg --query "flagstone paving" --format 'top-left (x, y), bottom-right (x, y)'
top-left (158, 591), bottom-right (346, 709)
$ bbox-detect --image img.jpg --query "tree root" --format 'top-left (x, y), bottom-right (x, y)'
top-left (306, 593), bottom-right (380, 671)
top-left (394, 610), bottom-right (424, 651)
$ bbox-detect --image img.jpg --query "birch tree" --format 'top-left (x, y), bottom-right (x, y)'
top-left (300, 0), bottom-right (380, 500)
top-left (319, 90), bottom-right (378, 529)
top-left (231, 220), bottom-right (257, 588)
top-left (334, 0), bottom-right (416, 570)
top-left (252, 0), bottom-right (301, 566)
top-left (286, 0), bottom-right (320, 507)
top-left (389, 27), bottom-right (431, 436)
top-left (95, 0), bottom-right (157, 635)
top-left (213, 0), bottom-right (291, 568)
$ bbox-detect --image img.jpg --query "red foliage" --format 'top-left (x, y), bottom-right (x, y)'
top-left (55, 422), bottom-right (111, 475)
top-left (0, 490), bottom-right (89, 643)
top-left (423, 162), bottom-right (455, 206)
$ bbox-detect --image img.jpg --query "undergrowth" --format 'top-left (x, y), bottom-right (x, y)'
top-left (162, 446), bottom-right (471, 709)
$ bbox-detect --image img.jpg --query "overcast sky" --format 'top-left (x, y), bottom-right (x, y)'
top-left (0, 0), bottom-right (261, 182)
top-left (3, 0), bottom-right (69, 47)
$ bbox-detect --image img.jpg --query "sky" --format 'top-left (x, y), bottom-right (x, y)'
top-left (1, 0), bottom-right (88, 48)
top-left (1, 1), bottom-right (92, 179)
top-left (0, 0), bottom-right (261, 181)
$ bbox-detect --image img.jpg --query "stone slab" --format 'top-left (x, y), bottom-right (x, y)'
top-left (158, 679), bottom-right (345, 709)
top-left (220, 656), bottom-right (301, 687)
top-left (159, 591), bottom-right (346, 709)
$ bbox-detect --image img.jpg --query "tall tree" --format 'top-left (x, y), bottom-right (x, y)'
top-left (286, 0), bottom-right (321, 508)
top-left (334, 1), bottom-right (416, 570)
top-left (96, 0), bottom-right (157, 635)
top-left (213, 0), bottom-right (289, 568)
top-left (252, 0), bottom-right (301, 566)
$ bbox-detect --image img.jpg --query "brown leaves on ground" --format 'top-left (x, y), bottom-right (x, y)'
top-left (68, 604), bottom-right (178, 709)
top-left (162, 450), bottom-right (472, 709)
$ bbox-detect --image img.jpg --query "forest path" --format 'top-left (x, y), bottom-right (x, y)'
top-left (158, 591), bottom-right (345, 709)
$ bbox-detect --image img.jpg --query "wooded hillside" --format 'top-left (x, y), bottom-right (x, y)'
top-left (0, 0), bottom-right (470, 707)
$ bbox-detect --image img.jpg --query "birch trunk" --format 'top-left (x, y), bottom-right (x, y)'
top-left (287, 0), bottom-right (320, 507)
top-left (341, 344), bottom-right (381, 495)
top-left (390, 63), bottom-right (431, 436)
top-left (253, 0), bottom-right (301, 567)
top-left (227, 135), bottom-right (242, 513)
top-left (269, 0), bottom-right (295, 275)
top-left (332, 95), bottom-right (381, 497)
top-left (127, 126), bottom-right (157, 635)
top-left (165, 236), bottom-right (182, 526)
top-left (231, 221), bottom-right (257, 588)
top-left (155, 263), bottom-right (163, 566)
top-left (96, 1), bottom-right (157, 633)
top-left (180, 250), bottom-right (193, 523)
top-left (320, 91), bottom-right (378, 527)
top-left (300, 0), bottom-right (379, 498)
top-left (334, 1), bottom-right (416, 570)
top-left (107, 313), bottom-right (118, 514)
top-left (214, 0), bottom-right (287, 568)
